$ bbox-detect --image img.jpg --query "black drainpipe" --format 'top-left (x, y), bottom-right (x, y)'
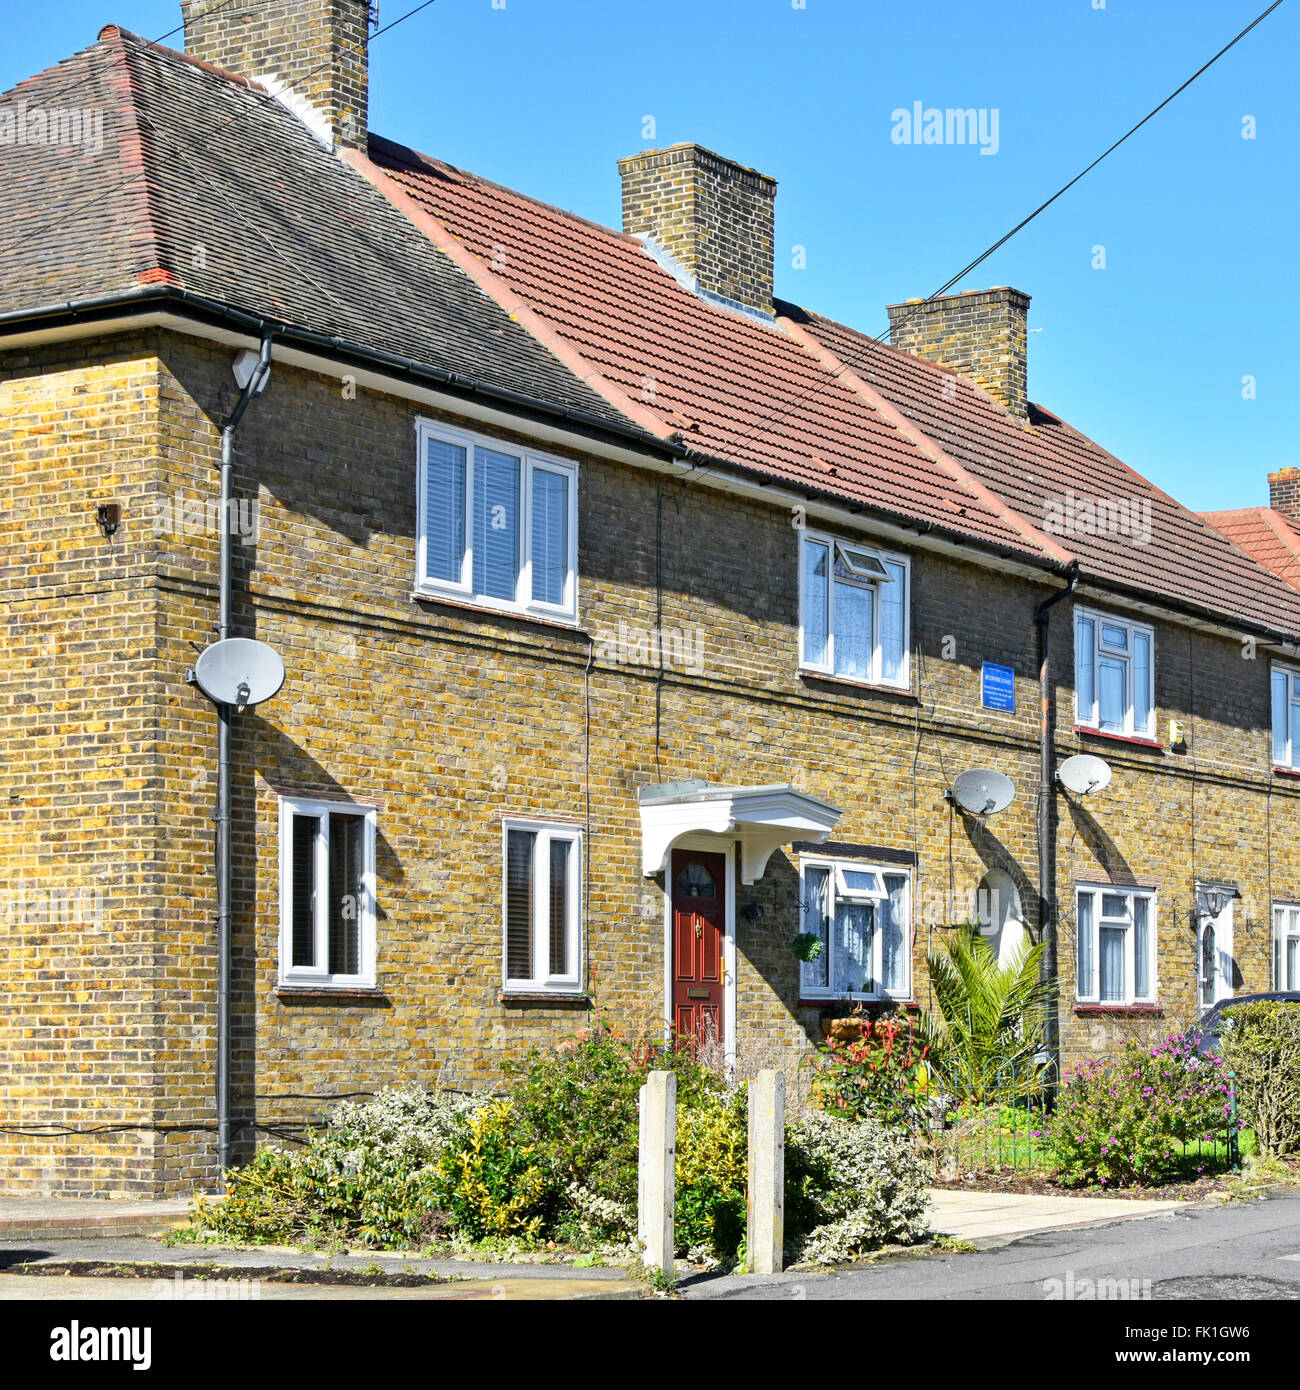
top-left (216, 336), bottom-right (274, 1179)
top-left (1034, 560), bottom-right (1080, 1085)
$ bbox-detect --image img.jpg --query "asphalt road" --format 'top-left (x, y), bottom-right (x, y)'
top-left (683, 1192), bottom-right (1300, 1300)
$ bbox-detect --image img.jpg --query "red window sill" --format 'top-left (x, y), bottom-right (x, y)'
top-left (1073, 1003), bottom-right (1163, 1017)
top-left (1072, 725), bottom-right (1164, 751)
top-left (1274, 766), bottom-right (1300, 780)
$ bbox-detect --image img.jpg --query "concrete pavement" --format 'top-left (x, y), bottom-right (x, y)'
top-left (926, 1187), bottom-right (1186, 1244)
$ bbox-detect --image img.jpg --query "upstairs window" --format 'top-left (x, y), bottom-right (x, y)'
top-left (279, 797), bottom-right (377, 988)
top-left (799, 532), bottom-right (909, 687)
top-left (416, 419), bottom-right (578, 622)
top-left (1075, 884), bottom-right (1156, 1006)
top-left (1272, 665), bottom-right (1300, 770)
top-left (1074, 608), bottom-right (1154, 739)
top-left (503, 821), bottom-right (582, 993)
top-left (799, 857), bottom-right (911, 1000)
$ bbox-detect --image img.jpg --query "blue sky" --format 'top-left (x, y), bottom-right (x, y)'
top-left (5, 0), bottom-right (1294, 511)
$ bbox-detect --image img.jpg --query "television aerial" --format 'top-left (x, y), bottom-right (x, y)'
top-left (192, 638), bottom-right (286, 713)
top-left (1057, 754), bottom-right (1112, 796)
top-left (949, 769), bottom-right (1016, 817)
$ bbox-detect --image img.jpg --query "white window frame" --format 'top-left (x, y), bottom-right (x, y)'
top-left (1075, 883), bottom-right (1157, 1006)
top-left (1074, 606), bottom-right (1156, 739)
top-left (798, 855), bottom-right (912, 1001)
top-left (278, 796), bottom-right (378, 988)
top-left (501, 819), bottom-right (583, 993)
top-left (1272, 663), bottom-right (1300, 770)
top-left (1274, 903), bottom-right (1300, 992)
top-left (415, 417), bottom-right (580, 623)
top-left (798, 529), bottom-right (910, 689)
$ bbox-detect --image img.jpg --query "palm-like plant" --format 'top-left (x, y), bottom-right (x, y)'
top-left (921, 923), bottom-right (1052, 1102)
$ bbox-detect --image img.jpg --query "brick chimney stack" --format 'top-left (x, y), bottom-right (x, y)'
top-left (1269, 468), bottom-right (1300, 519)
top-left (618, 144), bottom-right (777, 317)
top-left (180, 0), bottom-right (372, 150)
top-left (886, 287), bottom-right (1031, 421)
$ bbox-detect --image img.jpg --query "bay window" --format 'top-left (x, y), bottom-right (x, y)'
top-left (416, 419), bottom-right (578, 622)
top-left (1076, 884), bottom-right (1156, 1005)
top-left (1074, 608), bottom-right (1154, 739)
top-left (799, 857), bottom-right (911, 1000)
top-left (799, 532), bottom-right (909, 688)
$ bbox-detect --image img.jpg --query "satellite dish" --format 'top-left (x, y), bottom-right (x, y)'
top-left (951, 769), bottom-right (1015, 817)
top-left (194, 638), bottom-right (285, 711)
top-left (1058, 754), bottom-right (1112, 796)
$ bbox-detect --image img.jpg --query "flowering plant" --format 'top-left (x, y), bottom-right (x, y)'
top-left (808, 1014), bottom-right (931, 1129)
top-left (1052, 1034), bottom-right (1236, 1187)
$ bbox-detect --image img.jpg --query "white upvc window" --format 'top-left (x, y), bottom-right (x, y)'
top-left (1272, 664), bottom-right (1300, 770)
top-left (278, 797), bottom-right (378, 988)
top-left (416, 418), bottom-right (579, 623)
top-left (1074, 607), bottom-right (1155, 739)
top-left (503, 820), bottom-right (583, 992)
top-left (799, 857), bottom-right (911, 1000)
top-left (1273, 904), bottom-right (1300, 991)
top-left (1075, 884), bottom-right (1156, 1005)
top-left (799, 531), bottom-right (909, 688)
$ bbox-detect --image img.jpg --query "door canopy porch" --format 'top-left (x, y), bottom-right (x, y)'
top-left (637, 780), bottom-right (842, 885)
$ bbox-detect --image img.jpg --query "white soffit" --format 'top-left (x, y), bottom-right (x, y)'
top-left (638, 780), bottom-right (842, 885)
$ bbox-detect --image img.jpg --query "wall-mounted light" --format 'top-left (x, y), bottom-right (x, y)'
top-left (1168, 719), bottom-right (1187, 752)
top-left (741, 900), bottom-right (765, 923)
top-left (95, 502), bottom-right (121, 538)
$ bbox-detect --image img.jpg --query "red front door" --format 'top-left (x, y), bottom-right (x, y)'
top-left (671, 849), bottom-right (726, 1050)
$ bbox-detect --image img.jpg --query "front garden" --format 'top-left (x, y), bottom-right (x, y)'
top-left (183, 929), bottom-right (1300, 1272)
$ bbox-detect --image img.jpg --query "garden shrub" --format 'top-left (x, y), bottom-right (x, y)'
top-left (785, 1111), bottom-right (931, 1264)
top-left (432, 1099), bottom-right (550, 1241)
top-left (496, 1023), bottom-right (724, 1246)
top-left (1052, 1035), bottom-right (1235, 1187)
top-left (675, 1092), bottom-right (748, 1260)
top-left (194, 1085), bottom-right (486, 1248)
top-left (1218, 1001), bottom-right (1300, 1158)
top-left (807, 1015), bottom-right (932, 1128)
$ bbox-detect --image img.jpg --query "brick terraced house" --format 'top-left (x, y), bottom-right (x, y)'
top-left (2, 2), bottom-right (1299, 1196)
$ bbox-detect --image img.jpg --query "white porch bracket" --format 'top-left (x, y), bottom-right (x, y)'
top-left (637, 780), bottom-right (842, 884)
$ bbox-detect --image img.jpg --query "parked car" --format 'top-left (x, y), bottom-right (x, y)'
top-left (1188, 993), bottom-right (1300, 1055)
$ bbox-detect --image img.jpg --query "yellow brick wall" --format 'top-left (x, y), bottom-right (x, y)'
top-left (2, 328), bottom-right (1298, 1194)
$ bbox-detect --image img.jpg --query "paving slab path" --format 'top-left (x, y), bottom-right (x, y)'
top-left (928, 1187), bottom-right (1186, 1243)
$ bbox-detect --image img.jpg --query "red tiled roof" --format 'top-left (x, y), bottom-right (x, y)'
top-left (364, 137), bottom-right (1055, 564)
top-left (1201, 507), bottom-right (1300, 591)
top-left (364, 136), bottom-right (1300, 639)
top-left (794, 306), bottom-right (1300, 635)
